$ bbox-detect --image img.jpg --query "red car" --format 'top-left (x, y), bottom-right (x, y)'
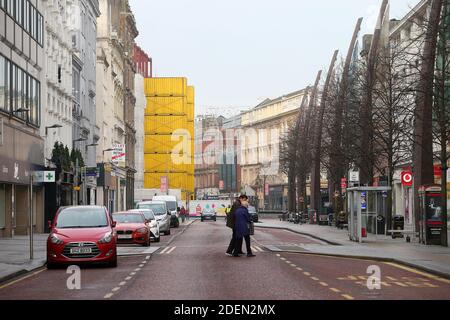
top-left (113, 212), bottom-right (151, 247)
top-left (47, 206), bottom-right (117, 268)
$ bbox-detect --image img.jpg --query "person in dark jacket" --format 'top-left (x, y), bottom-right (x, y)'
top-left (226, 198), bottom-right (244, 256)
top-left (232, 196), bottom-right (255, 257)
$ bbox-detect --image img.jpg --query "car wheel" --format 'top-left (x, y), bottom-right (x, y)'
top-left (155, 236), bottom-right (161, 243)
top-left (166, 228), bottom-right (171, 235)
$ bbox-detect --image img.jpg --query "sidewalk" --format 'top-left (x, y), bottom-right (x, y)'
top-left (256, 219), bottom-right (450, 279)
top-left (0, 234), bottom-right (48, 283)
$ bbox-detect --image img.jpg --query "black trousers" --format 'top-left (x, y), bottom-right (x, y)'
top-left (234, 235), bottom-right (252, 255)
top-left (227, 230), bottom-right (243, 254)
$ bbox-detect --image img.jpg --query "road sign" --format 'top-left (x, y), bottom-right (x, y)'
top-left (349, 170), bottom-right (359, 182)
top-left (401, 171), bottom-right (413, 187)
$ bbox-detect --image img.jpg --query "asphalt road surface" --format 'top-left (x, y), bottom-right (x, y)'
top-left (0, 220), bottom-right (449, 300)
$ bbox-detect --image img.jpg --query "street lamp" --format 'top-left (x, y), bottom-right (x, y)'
top-left (45, 124), bottom-right (62, 136)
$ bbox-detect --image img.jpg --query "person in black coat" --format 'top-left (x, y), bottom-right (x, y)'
top-left (226, 197), bottom-right (244, 256)
top-left (232, 196), bottom-right (255, 257)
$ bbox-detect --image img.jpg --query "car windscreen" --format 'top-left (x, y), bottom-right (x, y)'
top-left (138, 203), bottom-right (166, 215)
top-left (248, 207), bottom-right (257, 213)
top-left (113, 214), bottom-right (145, 223)
top-left (129, 210), bottom-right (155, 220)
top-left (166, 201), bottom-right (177, 211)
top-left (56, 207), bottom-right (108, 228)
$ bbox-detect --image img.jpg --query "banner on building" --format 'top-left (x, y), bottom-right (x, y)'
top-left (112, 144), bottom-right (126, 167)
top-left (160, 176), bottom-right (168, 193)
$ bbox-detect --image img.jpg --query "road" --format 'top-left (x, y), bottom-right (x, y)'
top-left (0, 219), bottom-right (449, 300)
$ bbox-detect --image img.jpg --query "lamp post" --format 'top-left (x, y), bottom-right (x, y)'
top-left (102, 148), bottom-right (114, 210)
top-left (45, 124), bottom-right (62, 136)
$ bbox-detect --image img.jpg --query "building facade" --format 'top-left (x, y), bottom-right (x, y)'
top-left (194, 115), bottom-right (225, 200)
top-left (69, 0), bottom-right (101, 205)
top-left (133, 44), bottom-right (151, 204)
top-left (240, 89), bottom-right (308, 210)
top-left (96, 0), bottom-right (124, 213)
top-left (0, 0), bottom-right (45, 237)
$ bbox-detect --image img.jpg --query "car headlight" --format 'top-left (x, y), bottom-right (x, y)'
top-left (50, 234), bottom-right (63, 245)
top-left (150, 221), bottom-right (158, 228)
top-left (99, 232), bottom-right (113, 244)
top-left (136, 228), bottom-right (148, 234)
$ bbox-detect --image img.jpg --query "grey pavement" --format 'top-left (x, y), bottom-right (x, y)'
top-left (0, 234), bottom-right (48, 283)
top-left (256, 219), bottom-right (450, 278)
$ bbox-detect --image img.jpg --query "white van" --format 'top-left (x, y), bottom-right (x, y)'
top-left (136, 201), bottom-right (171, 235)
top-left (152, 195), bottom-right (180, 228)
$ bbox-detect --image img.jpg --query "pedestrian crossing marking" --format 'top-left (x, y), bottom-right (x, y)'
top-left (330, 288), bottom-right (341, 293)
top-left (387, 276), bottom-right (398, 281)
top-left (319, 282), bottom-right (329, 287)
top-left (160, 246), bottom-right (170, 254)
top-left (296, 267), bottom-right (303, 271)
top-left (104, 293), bottom-right (114, 299)
top-left (303, 272), bottom-right (311, 276)
top-left (342, 294), bottom-right (355, 300)
top-left (166, 246), bottom-right (176, 254)
top-left (311, 277), bottom-right (320, 281)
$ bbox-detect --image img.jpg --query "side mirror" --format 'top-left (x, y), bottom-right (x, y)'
top-left (145, 219), bottom-right (151, 224)
top-left (48, 220), bottom-right (52, 229)
top-left (111, 221), bottom-right (117, 228)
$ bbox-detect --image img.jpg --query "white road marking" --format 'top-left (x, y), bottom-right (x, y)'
top-left (112, 287), bottom-right (120, 292)
top-left (125, 277), bottom-right (132, 281)
top-left (160, 247), bottom-right (170, 254)
top-left (166, 246), bottom-right (177, 254)
top-left (119, 282), bottom-right (126, 286)
top-left (104, 293), bottom-right (114, 299)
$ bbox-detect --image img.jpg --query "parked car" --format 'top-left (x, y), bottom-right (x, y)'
top-left (201, 208), bottom-right (217, 222)
top-left (128, 209), bottom-right (160, 242)
top-left (152, 195), bottom-right (180, 228)
top-left (248, 206), bottom-right (259, 222)
top-left (113, 212), bottom-right (151, 247)
top-left (46, 206), bottom-right (117, 269)
top-left (136, 201), bottom-right (171, 235)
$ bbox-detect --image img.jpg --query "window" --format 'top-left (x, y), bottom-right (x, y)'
top-left (6, 0), bottom-right (14, 16)
top-left (0, 55), bottom-right (5, 111)
top-left (0, 0), bottom-right (5, 10)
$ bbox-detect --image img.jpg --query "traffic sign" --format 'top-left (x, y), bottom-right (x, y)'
top-left (401, 171), bottom-right (413, 187)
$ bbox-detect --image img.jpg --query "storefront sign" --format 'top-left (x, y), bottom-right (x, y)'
top-left (112, 144), bottom-right (126, 167)
top-left (401, 171), bottom-right (413, 187)
top-left (349, 170), bottom-right (359, 182)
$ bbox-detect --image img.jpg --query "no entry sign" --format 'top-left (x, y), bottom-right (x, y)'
top-left (401, 171), bottom-right (413, 187)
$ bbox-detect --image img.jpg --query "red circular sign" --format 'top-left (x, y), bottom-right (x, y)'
top-left (401, 171), bottom-right (413, 186)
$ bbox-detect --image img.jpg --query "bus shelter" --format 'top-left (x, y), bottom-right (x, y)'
top-left (347, 186), bottom-right (392, 243)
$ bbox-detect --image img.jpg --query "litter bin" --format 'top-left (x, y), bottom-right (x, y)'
top-left (392, 215), bottom-right (404, 239)
top-left (376, 215), bottom-right (385, 235)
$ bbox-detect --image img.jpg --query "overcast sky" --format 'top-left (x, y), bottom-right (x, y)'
top-left (129, 0), bottom-right (419, 117)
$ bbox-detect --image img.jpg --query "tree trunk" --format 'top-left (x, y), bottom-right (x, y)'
top-left (413, 0), bottom-right (443, 238)
top-left (311, 50), bottom-right (339, 215)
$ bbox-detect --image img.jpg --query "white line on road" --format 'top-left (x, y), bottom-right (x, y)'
top-left (119, 282), bottom-right (126, 286)
top-left (166, 246), bottom-right (177, 254)
top-left (160, 247), bottom-right (170, 254)
top-left (130, 272), bottom-right (136, 276)
top-left (139, 264), bottom-right (144, 268)
top-left (112, 287), bottom-right (120, 292)
top-left (104, 293), bottom-right (114, 299)
top-left (134, 268), bottom-right (141, 272)
top-left (146, 256), bottom-right (151, 260)
top-left (125, 277), bottom-right (132, 281)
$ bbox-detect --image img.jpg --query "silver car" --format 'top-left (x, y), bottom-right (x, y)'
top-left (136, 201), bottom-right (171, 235)
top-left (128, 209), bottom-right (160, 242)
